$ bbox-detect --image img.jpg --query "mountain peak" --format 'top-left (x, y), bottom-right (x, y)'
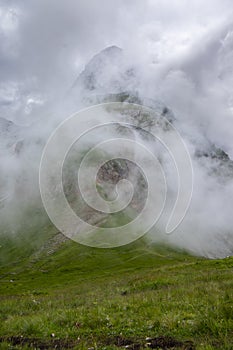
top-left (72, 46), bottom-right (134, 93)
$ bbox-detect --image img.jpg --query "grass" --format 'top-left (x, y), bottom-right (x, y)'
top-left (0, 226), bottom-right (233, 349)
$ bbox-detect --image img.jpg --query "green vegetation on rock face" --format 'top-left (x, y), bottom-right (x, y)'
top-left (0, 229), bottom-right (233, 349)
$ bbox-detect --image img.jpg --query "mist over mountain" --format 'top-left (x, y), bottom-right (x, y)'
top-left (0, 0), bottom-right (233, 257)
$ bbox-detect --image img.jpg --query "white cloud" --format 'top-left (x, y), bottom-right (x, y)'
top-left (0, 0), bottom-right (233, 257)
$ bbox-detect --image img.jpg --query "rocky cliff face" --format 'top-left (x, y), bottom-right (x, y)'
top-left (73, 46), bottom-right (124, 92)
top-left (1, 45), bottom-right (233, 257)
top-left (71, 46), bottom-right (233, 184)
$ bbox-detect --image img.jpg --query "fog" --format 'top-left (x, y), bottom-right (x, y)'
top-left (0, 0), bottom-right (233, 257)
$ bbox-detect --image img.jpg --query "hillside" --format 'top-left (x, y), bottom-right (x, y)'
top-left (0, 229), bottom-right (233, 349)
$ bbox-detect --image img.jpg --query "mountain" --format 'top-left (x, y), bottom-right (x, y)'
top-left (72, 46), bottom-right (130, 93)
top-left (0, 46), bottom-right (233, 258)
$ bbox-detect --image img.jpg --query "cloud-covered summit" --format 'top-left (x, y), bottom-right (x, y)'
top-left (0, 0), bottom-right (233, 257)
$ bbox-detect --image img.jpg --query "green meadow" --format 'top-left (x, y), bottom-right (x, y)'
top-left (0, 227), bottom-right (233, 349)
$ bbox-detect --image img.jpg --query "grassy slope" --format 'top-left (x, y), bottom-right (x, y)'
top-left (0, 228), bottom-right (233, 350)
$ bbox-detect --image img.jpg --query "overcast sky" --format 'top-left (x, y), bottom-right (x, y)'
top-left (1, 0), bottom-right (233, 135)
